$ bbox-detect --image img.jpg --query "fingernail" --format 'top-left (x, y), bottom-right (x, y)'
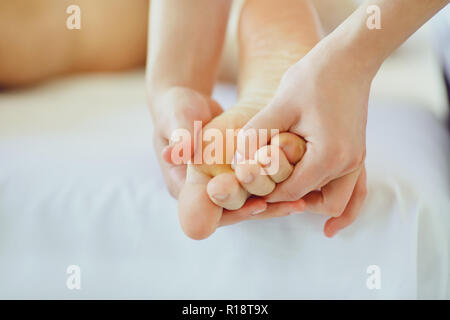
top-left (242, 173), bottom-right (254, 184)
top-left (289, 211), bottom-right (303, 215)
top-left (212, 193), bottom-right (229, 201)
top-left (251, 208), bottom-right (265, 215)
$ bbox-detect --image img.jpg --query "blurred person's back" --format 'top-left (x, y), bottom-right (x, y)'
top-left (0, 0), bottom-right (356, 88)
top-left (0, 0), bottom-right (148, 87)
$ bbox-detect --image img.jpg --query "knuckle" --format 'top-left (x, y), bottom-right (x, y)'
top-left (322, 145), bottom-right (343, 169)
top-left (327, 141), bottom-right (344, 157)
top-left (324, 144), bottom-right (365, 172)
top-left (173, 104), bottom-right (192, 121)
top-left (325, 156), bottom-right (340, 171)
top-left (345, 151), bottom-right (364, 171)
top-left (280, 63), bottom-right (302, 87)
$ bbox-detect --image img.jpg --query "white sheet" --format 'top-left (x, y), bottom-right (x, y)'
top-left (0, 75), bottom-right (448, 299)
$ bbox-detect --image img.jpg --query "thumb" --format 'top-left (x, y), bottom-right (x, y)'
top-left (236, 103), bottom-right (293, 160)
top-left (162, 95), bottom-right (222, 165)
top-left (162, 118), bottom-right (202, 165)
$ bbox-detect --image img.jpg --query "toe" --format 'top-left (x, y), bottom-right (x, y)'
top-left (235, 161), bottom-right (275, 196)
top-left (207, 173), bottom-right (249, 210)
top-left (256, 144), bottom-right (293, 183)
top-left (178, 166), bottom-right (222, 240)
top-left (271, 132), bottom-right (306, 165)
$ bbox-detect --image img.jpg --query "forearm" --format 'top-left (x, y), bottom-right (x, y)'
top-left (320, 0), bottom-right (449, 79)
top-left (146, 0), bottom-right (231, 96)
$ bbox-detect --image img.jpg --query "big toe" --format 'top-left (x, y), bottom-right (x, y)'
top-left (178, 167), bottom-right (222, 240)
top-left (207, 173), bottom-right (248, 211)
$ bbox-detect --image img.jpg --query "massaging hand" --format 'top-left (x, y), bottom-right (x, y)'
top-left (236, 0), bottom-right (449, 237)
top-left (149, 86), bottom-right (222, 198)
top-left (237, 41), bottom-right (369, 238)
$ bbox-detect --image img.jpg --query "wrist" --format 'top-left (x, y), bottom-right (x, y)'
top-left (146, 43), bottom-right (222, 98)
top-left (318, 30), bottom-right (382, 84)
top-left (312, 2), bottom-right (390, 84)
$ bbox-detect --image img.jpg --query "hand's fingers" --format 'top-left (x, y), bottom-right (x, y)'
top-left (207, 97), bottom-right (224, 118)
top-left (249, 199), bottom-right (306, 220)
top-left (265, 148), bottom-right (328, 202)
top-left (162, 145), bottom-right (173, 163)
top-left (236, 103), bottom-right (294, 160)
top-left (271, 132), bottom-right (306, 165)
top-left (256, 132), bottom-right (307, 184)
top-left (219, 198), bottom-right (305, 227)
top-left (302, 168), bottom-right (360, 217)
top-left (154, 136), bottom-right (187, 198)
top-left (219, 198), bottom-right (267, 227)
top-left (160, 92), bottom-right (223, 165)
top-left (159, 92), bottom-right (221, 139)
top-left (323, 166), bottom-right (367, 237)
top-left (206, 173), bottom-right (249, 210)
top-left (162, 126), bottom-right (199, 165)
